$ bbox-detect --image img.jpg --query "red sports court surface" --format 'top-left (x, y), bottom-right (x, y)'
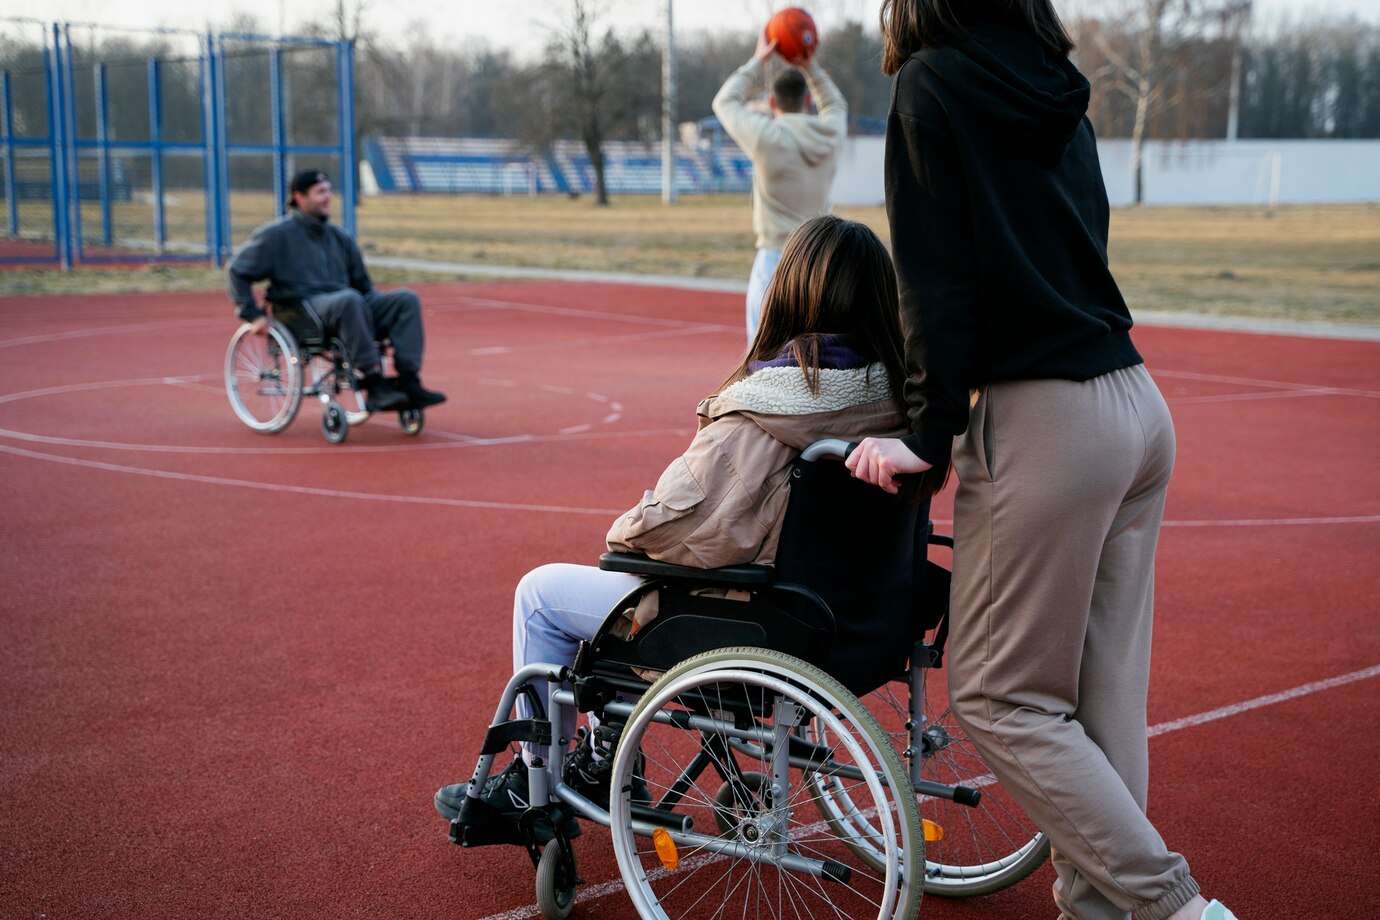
top-left (1, 281), bottom-right (1377, 918)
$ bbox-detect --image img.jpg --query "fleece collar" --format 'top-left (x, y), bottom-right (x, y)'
top-left (712, 363), bottom-right (892, 417)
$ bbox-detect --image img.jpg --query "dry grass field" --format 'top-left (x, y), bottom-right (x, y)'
top-left (3, 193), bottom-right (1377, 325)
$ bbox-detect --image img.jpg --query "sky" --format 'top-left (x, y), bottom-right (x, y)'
top-left (5, 0), bottom-right (1380, 54)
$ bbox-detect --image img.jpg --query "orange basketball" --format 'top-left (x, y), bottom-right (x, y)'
top-left (766, 7), bottom-right (819, 62)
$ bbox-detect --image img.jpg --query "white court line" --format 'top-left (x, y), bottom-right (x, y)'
top-left (476, 663), bottom-right (1380, 920)
top-left (1168, 388), bottom-right (1346, 406)
top-left (0, 375), bottom-right (213, 407)
top-left (0, 424), bottom-right (693, 458)
top-left (1148, 664), bottom-right (1380, 737)
top-left (469, 325), bottom-right (732, 358)
top-left (454, 294), bottom-right (738, 333)
top-left (2, 440), bottom-right (1374, 526)
top-left (1162, 515), bottom-right (1380, 527)
top-left (0, 318), bottom-right (221, 349)
top-left (1155, 368), bottom-right (1380, 400)
top-left (925, 515), bottom-right (1380, 528)
top-left (0, 441), bottom-right (622, 515)
top-left (0, 375), bottom-right (633, 453)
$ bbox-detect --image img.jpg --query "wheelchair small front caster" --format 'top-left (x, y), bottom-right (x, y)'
top-left (322, 402), bottom-right (348, 443)
top-left (535, 840), bottom-right (578, 920)
top-left (398, 407), bottom-right (424, 436)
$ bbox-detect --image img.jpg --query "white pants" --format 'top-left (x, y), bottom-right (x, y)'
top-left (511, 563), bottom-right (644, 760)
top-left (745, 247), bottom-right (782, 345)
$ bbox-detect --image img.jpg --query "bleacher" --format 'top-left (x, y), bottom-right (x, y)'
top-left (363, 134), bottom-right (754, 196)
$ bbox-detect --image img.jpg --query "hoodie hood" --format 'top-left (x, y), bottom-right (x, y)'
top-left (774, 112), bottom-right (845, 166)
top-left (919, 21), bottom-right (1090, 167)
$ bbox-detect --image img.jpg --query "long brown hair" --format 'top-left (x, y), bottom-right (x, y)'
top-left (880, 0), bottom-right (1075, 75)
top-left (719, 215), bottom-right (907, 418)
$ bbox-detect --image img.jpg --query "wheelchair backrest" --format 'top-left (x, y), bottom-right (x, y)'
top-left (773, 453), bottom-right (929, 695)
top-left (582, 451), bottom-right (933, 698)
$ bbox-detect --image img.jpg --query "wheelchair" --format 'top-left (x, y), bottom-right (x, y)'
top-left (224, 299), bottom-right (425, 444)
top-left (442, 440), bottom-right (1049, 919)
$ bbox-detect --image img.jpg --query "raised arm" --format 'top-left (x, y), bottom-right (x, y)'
top-left (802, 59), bottom-right (848, 137)
top-left (712, 37), bottom-right (777, 155)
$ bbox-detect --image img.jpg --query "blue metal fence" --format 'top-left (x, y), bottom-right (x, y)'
top-left (0, 20), bottom-right (355, 268)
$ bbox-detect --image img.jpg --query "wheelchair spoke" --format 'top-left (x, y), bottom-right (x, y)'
top-left (225, 324), bottom-right (303, 433)
top-left (608, 649), bottom-right (923, 920)
top-left (832, 672), bottom-right (1049, 895)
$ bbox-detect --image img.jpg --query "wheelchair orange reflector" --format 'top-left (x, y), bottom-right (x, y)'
top-left (923, 819), bottom-right (944, 842)
top-left (652, 827), bottom-right (680, 869)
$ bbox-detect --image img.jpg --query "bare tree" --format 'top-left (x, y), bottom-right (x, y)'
top-left (532, 0), bottom-right (659, 205)
top-left (1079, 0), bottom-right (1252, 204)
top-left (1238, 17), bottom-right (1380, 138)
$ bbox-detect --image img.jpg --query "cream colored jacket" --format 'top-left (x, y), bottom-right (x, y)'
top-left (606, 363), bottom-right (906, 568)
top-left (712, 58), bottom-right (848, 251)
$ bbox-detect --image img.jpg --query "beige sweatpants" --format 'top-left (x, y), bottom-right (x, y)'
top-left (948, 364), bottom-right (1198, 920)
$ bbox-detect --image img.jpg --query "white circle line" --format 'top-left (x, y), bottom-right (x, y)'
top-left (0, 442), bottom-right (626, 516)
top-left (0, 376), bottom-right (626, 454)
top-left (0, 318), bottom-right (223, 349)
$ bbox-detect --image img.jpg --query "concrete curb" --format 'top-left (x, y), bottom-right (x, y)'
top-left (372, 256), bottom-right (1380, 343)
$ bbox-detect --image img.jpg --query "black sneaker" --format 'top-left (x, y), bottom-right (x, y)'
top-left (362, 373), bottom-right (408, 412)
top-left (436, 757), bottom-right (582, 845)
top-left (434, 757), bottom-right (529, 822)
top-left (563, 726), bottom-right (651, 805)
top-left (397, 372), bottom-right (447, 408)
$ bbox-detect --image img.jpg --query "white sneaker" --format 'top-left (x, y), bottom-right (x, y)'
top-left (1202, 900), bottom-right (1239, 920)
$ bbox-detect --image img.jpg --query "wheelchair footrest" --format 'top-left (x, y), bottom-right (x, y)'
top-left (449, 795), bottom-right (582, 849)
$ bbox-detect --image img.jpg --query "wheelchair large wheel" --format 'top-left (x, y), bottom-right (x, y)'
top-left (807, 676), bottom-right (1050, 897)
top-left (225, 322), bottom-right (303, 433)
top-left (608, 647), bottom-right (923, 920)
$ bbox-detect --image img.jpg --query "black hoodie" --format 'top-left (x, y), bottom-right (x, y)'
top-left (885, 19), bottom-right (1142, 469)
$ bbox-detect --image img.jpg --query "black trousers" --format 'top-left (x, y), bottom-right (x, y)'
top-left (306, 287), bottom-right (425, 376)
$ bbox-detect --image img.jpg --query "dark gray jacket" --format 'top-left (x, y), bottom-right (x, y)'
top-left (226, 209), bottom-right (373, 321)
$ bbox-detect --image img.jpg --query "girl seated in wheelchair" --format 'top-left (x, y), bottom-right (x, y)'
top-left (435, 214), bottom-right (911, 829)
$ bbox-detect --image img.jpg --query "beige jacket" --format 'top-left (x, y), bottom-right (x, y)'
top-left (712, 58), bottom-right (848, 251)
top-left (606, 363), bottom-right (906, 568)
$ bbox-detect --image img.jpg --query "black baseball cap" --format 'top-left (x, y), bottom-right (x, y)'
top-left (286, 168), bottom-right (330, 207)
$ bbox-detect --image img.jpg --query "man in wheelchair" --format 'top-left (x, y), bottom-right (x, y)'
top-left (226, 168), bottom-right (446, 413)
top-left (433, 219), bottom-right (918, 876)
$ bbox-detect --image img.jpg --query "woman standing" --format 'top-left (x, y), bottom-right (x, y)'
top-left (846, 3), bottom-right (1236, 919)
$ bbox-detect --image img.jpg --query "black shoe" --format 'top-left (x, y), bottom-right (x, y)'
top-left (563, 726), bottom-right (650, 805)
top-left (397, 372), bottom-right (447, 409)
top-left (436, 758), bottom-right (582, 844)
top-left (362, 373), bottom-right (408, 412)
top-left (435, 757), bottom-right (530, 822)
top-left (434, 782), bottom-right (468, 822)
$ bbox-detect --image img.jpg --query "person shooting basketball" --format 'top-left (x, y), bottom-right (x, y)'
top-left (712, 8), bottom-right (847, 346)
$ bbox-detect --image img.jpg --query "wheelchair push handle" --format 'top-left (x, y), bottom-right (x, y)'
top-left (799, 439), bottom-right (859, 462)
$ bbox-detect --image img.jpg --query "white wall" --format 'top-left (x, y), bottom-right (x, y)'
top-left (830, 137), bottom-right (1380, 207)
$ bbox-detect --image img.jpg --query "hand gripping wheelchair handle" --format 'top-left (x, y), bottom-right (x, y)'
top-left (799, 439), bottom-right (859, 462)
